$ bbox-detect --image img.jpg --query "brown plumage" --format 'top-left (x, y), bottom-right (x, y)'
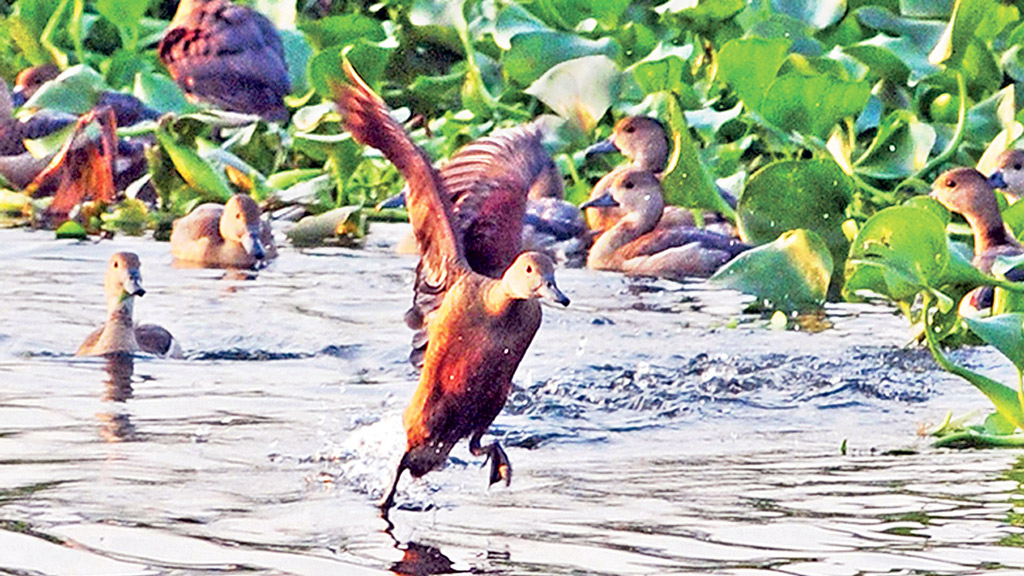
top-left (337, 60), bottom-right (570, 512)
top-left (990, 149), bottom-right (1024, 203)
top-left (158, 0), bottom-right (290, 121)
top-left (584, 168), bottom-right (747, 279)
top-left (170, 193), bottom-right (277, 268)
top-left (77, 252), bottom-right (181, 358)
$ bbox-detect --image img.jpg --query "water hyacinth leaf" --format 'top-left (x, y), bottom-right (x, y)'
top-left (856, 8), bottom-right (946, 54)
top-left (900, 0), bottom-right (954, 18)
top-left (738, 159), bottom-right (852, 284)
top-left (966, 314), bottom-right (1024, 373)
top-left (504, 31), bottom-right (620, 87)
top-left (655, 0), bottom-right (745, 21)
top-left (929, 0), bottom-right (996, 67)
top-left (964, 85), bottom-right (1015, 148)
top-left (95, 0), bottom-right (150, 49)
top-left (154, 126), bottom-right (234, 202)
top-left (280, 29), bottom-right (313, 95)
top-left (710, 228), bottom-right (833, 312)
top-left (541, 0), bottom-right (631, 29)
top-left (843, 34), bottom-right (938, 84)
top-left (978, 123), bottom-right (1024, 176)
top-left (55, 220), bottom-right (87, 239)
top-left (309, 43), bottom-right (391, 98)
top-left (853, 111), bottom-right (935, 179)
top-left (716, 37), bottom-right (790, 112)
top-left (770, 0), bottom-right (847, 30)
top-left (493, 4), bottom-right (548, 50)
top-left (843, 206), bottom-right (949, 302)
top-left (286, 205), bottom-right (363, 247)
top-left (903, 195), bottom-right (950, 227)
top-left (297, 13), bottom-right (385, 51)
top-left (133, 71), bottom-right (190, 114)
top-left (99, 198), bottom-right (148, 235)
top-left (660, 94), bottom-right (735, 218)
top-left (524, 55), bottom-right (619, 133)
top-left (23, 65), bottom-right (106, 114)
top-left (761, 72), bottom-right (871, 140)
top-left (629, 42), bottom-right (694, 96)
top-left (410, 0), bottom-right (466, 29)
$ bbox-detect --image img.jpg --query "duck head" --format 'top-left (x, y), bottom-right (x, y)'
top-left (106, 252), bottom-right (145, 306)
top-left (585, 116), bottom-right (669, 172)
top-left (501, 252), bottom-right (570, 306)
top-left (989, 149), bottom-right (1024, 197)
top-left (12, 64), bottom-right (59, 107)
top-left (930, 167), bottom-right (1000, 219)
top-left (606, 168), bottom-right (665, 227)
top-left (220, 194), bottom-right (266, 260)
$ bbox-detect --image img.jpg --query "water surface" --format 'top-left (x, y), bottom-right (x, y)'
top-left (2, 224), bottom-right (1023, 575)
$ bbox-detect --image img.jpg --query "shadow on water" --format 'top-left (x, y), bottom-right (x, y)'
top-left (97, 353), bottom-right (137, 442)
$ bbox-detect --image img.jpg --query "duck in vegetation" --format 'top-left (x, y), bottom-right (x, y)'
top-left (584, 168), bottom-right (748, 279)
top-left (158, 0), bottom-right (290, 121)
top-left (584, 115), bottom-right (736, 236)
top-left (338, 60), bottom-right (570, 512)
top-left (989, 149), bottom-right (1024, 203)
top-left (931, 166), bottom-right (1024, 309)
top-left (170, 193), bottom-right (277, 268)
top-left (77, 252), bottom-right (181, 358)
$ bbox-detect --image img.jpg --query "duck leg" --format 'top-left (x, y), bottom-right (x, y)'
top-left (469, 432), bottom-right (511, 487)
top-left (379, 452), bottom-right (409, 513)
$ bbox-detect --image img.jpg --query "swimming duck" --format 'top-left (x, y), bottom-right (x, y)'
top-left (77, 252), bottom-right (181, 357)
top-left (584, 116), bottom-right (736, 235)
top-left (931, 167), bottom-right (1024, 309)
top-left (158, 0), bottom-right (290, 121)
top-left (584, 168), bottom-right (748, 279)
top-left (989, 149), bottom-right (1024, 203)
top-left (170, 193), bottom-right (277, 268)
top-left (338, 60), bottom-right (570, 512)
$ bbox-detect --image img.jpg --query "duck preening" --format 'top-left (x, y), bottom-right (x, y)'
top-left (158, 0), bottom-right (290, 121)
top-left (170, 193), bottom-right (277, 268)
top-left (337, 60), bottom-right (570, 513)
top-left (77, 252), bottom-right (181, 358)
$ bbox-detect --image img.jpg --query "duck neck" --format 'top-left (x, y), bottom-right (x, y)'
top-left (631, 147), bottom-right (668, 174)
top-left (964, 208), bottom-right (1014, 255)
top-left (589, 218), bottom-right (648, 266)
top-left (102, 293), bottom-right (137, 346)
top-left (485, 279), bottom-right (521, 317)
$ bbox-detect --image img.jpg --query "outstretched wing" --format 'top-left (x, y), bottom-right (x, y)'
top-left (338, 60), bottom-right (468, 344)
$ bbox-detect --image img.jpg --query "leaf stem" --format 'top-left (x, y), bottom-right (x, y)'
top-left (909, 70), bottom-right (966, 183)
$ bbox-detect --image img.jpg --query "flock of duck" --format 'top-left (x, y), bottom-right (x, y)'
top-left (35, 0), bottom-right (1024, 515)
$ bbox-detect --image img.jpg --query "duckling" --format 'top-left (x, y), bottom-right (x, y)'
top-left (158, 0), bottom-right (290, 121)
top-left (170, 193), bottom-right (277, 268)
top-left (585, 168), bottom-right (747, 280)
top-left (989, 149), bottom-right (1024, 203)
top-left (931, 167), bottom-right (1024, 309)
top-left (338, 60), bottom-right (570, 512)
top-left (77, 252), bottom-right (181, 357)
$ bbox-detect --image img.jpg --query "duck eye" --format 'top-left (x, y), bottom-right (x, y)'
top-left (526, 264), bottom-right (533, 274)
top-left (625, 181), bottom-right (635, 189)
top-left (1015, 163), bottom-right (1022, 170)
top-left (624, 126), bottom-right (636, 133)
top-left (113, 261), bottom-right (119, 268)
top-left (946, 179), bottom-right (956, 188)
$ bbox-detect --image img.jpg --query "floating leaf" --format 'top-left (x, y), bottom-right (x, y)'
top-left (716, 37), bottom-right (790, 112)
top-left (761, 71), bottom-right (871, 140)
top-left (929, 0), bottom-right (996, 67)
top-left (297, 13), bottom-right (385, 50)
top-left (286, 205), bottom-right (364, 247)
top-left (966, 314), bottom-right (1024, 374)
top-left (738, 159), bottom-right (852, 286)
top-left (504, 31), bottom-right (619, 87)
top-left (710, 228), bottom-right (833, 312)
top-left (770, 0), bottom-right (847, 30)
top-left (133, 71), bottom-right (190, 114)
top-left (23, 65), bottom-right (106, 114)
top-left (524, 55), bottom-right (620, 132)
top-left (843, 34), bottom-right (938, 84)
top-left (629, 42), bottom-right (694, 96)
top-left (493, 4), bottom-right (548, 50)
top-left (55, 220), bottom-right (87, 239)
top-left (853, 110), bottom-right (936, 179)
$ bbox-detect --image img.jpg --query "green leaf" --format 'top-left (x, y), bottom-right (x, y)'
top-left (966, 314), bottom-right (1024, 374)
top-left (771, 0), bottom-right (847, 30)
top-left (23, 64), bottom-right (107, 115)
top-left (739, 159), bottom-right (852, 286)
top-left (656, 0), bottom-right (746, 22)
top-left (280, 29), bottom-right (313, 96)
top-left (524, 54), bottom-right (620, 132)
top-left (504, 31), bottom-right (619, 87)
top-left (716, 37), bottom-right (791, 112)
top-left (842, 206), bottom-right (949, 302)
top-left (629, 42), bottom-right (694, 96)
top-left (929, 0), bottom-right (997, 67)
top-left (493, 4), bottom-right (548, 50)
top-left (286, 205), bottom-right (364, 246)
top-left (309, 42), bottom-right (393, 98)
top-left (55, 220), bottom-right (87, 239)
top-left (95, 0), bottom-right (150, 50)
top-left (760, 71), bottom-right (871, 139)
top-left (659, 94), bottom-right (735, 218)
top-left (853, 110), bottom-right (935, 179)
top-left (297, 13), bottom-right (385, 51)
top-left (133, 71), bottom-right (190, 115)
top-left (900, 0), bottom-right (954, 18)
top-left (843, 34), bottom-right (938, 84)
top-left (855, 7), bottom-right (946, 54)
top-left (710, 228), bottom-right (833, 312)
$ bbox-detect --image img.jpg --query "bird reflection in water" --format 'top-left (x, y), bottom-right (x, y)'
top-left (97, 352), bottom-right (138, 442)
top-left (384, 526), bottom-right (457, 576)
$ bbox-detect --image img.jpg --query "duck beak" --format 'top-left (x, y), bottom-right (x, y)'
top-left (584, 138), bottom-right (619, 160)
top-left (375, 191), bottom-right (407, 211)
top-left (989, 171), bottom-right (1008, 190)
top-left (540, 278), bottom-right (570, 307)
top-left (11, 88), bottom-right (25, 108)
top-left (580, 192), bottom-right (619, 209)
top-left (124, 273), bottom-right (145, 297)
top-left (241, 229), bottom-right (266, 260)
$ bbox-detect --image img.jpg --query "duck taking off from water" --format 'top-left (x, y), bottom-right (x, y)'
top-left (170, 193), bottom-right (277, 269)
top-left (337, 60), bottom-right (570, 513)
top-left (158, 0), bottom-right (290, 121)
top-left (931, 166), bottom-right (1024, 309)
top-left (77, 252), bottom-right (181, 358)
